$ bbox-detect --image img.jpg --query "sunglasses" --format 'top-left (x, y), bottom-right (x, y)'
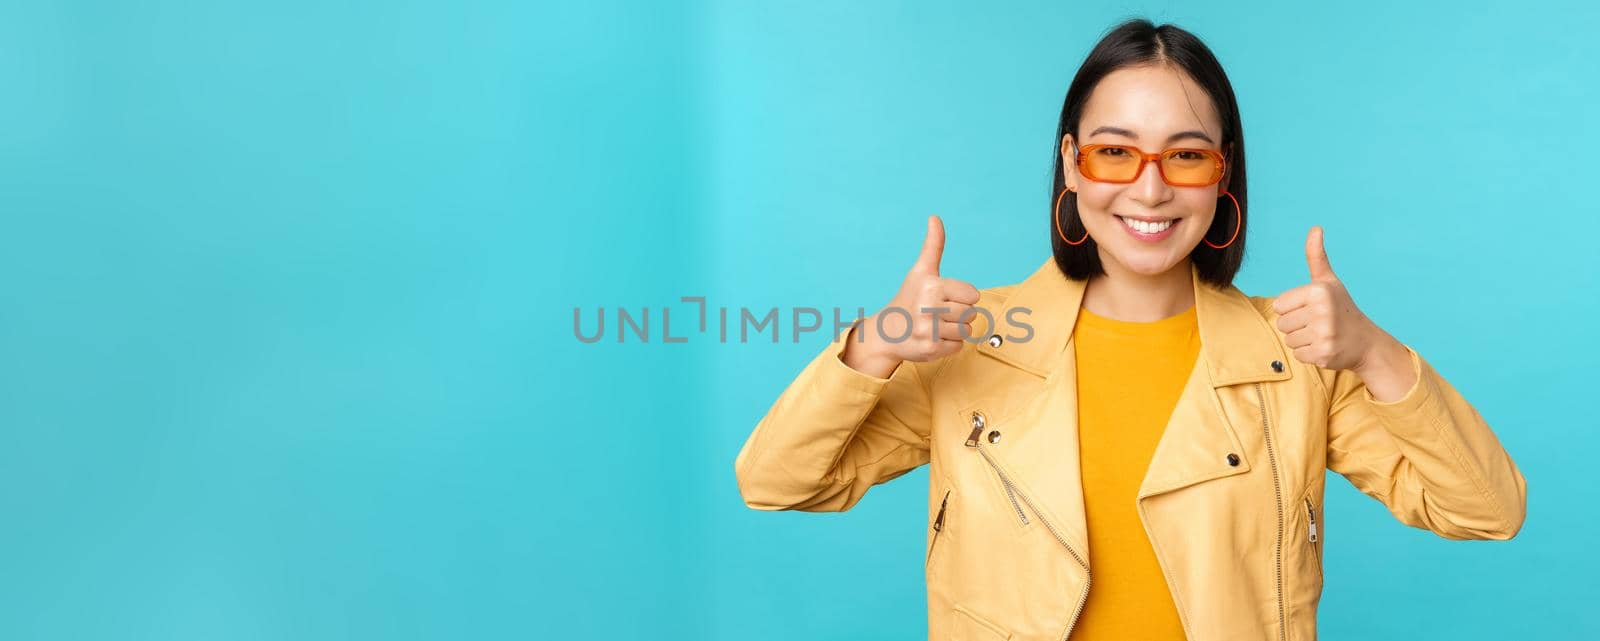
top-left (1073, 143), bottom-right (1227, 187)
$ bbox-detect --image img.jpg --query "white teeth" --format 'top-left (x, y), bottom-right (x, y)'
top-left (1119, 216), bottom-right (1175, 234)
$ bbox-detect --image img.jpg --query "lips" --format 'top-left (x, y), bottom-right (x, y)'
top-left (1112, 214), bottom-right (1182, 242)
top-left (1117, 215), bottom-right (1178, 233)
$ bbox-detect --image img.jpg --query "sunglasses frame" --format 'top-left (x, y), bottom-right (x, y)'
top-left (1074, 143), bottom-right (1228, 187)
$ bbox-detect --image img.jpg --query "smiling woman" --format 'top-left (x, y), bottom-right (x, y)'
top-left (1051, 22), bottom-right (1247, 292)
top-left (734, 16), bottom-right (1527, 641)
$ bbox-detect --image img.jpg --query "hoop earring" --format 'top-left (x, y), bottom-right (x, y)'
top-left (1054, 188), bottom-right (1089, 246)
top-left (1204, 190), bottom-right (1242, 249)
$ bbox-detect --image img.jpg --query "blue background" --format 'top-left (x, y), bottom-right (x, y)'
top-left (2, 1), bottom-right (1594, 639)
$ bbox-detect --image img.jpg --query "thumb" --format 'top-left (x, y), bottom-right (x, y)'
top-left (913, 214), bottom-right (945, 275)
top-left (1305, 225), bottom-right (1337, 282)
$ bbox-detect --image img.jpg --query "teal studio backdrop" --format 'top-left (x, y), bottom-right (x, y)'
top-left (2, 1), bottom-right (1595, 639)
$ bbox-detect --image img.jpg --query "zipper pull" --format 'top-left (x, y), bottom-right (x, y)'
top-left (964, 412), bottom-right (986, 447)
top-left (934, 492), bottom-right (949, 532)
top-left (1305, 498), bottom-right (1319, 543)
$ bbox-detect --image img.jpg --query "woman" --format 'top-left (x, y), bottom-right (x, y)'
top-left (732, 18), bottom-right (1526, 641)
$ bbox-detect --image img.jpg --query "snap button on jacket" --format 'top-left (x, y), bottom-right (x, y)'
top-left (734, 258), bottom-right (1528, 641)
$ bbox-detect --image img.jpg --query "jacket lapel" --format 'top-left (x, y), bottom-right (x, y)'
top-left (976, 258), bottom-right (1292, 553)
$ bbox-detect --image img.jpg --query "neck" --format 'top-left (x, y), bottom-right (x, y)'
top-left (1082, 257), bottom-right (1195, 322)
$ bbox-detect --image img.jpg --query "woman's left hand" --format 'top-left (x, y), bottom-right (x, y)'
top-left (1270, 226), bottom-right (1399, 372)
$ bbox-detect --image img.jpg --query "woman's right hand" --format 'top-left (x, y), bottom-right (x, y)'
top-left (841, 215), bottom-right (982, 379)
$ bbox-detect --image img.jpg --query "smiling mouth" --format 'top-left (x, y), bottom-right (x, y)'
top-left (1117, 215), bottom-right (1180, 234)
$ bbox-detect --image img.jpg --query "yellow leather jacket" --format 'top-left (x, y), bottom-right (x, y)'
top-left (734, 258), bottom-right (1528, 641)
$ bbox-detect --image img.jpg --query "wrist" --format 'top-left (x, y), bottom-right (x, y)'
top-left (841, 318), bottom-right (901, 379)
top-left (1354, 328), bottom-right (1406, 379)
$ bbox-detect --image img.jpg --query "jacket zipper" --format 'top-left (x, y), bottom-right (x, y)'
top-left (967, 412), bottom-right (1028, 524)
top-left (936, 491), bottom-right (950, 532)
top-left (967, 411), bottom-right (1087, 641)
top-left (1304, 496), bottom-right (1320, 563)
top-left (964, 413), bottom-right (986, 447)
top-left (1304, 497), bottom-right (1318, 543)
top-left (1256, 382), bottom-right (1286, 641)
top-left (927, 489), bottom-right (951, 567)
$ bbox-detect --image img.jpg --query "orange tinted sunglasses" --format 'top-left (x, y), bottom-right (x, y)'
top-left (1074, 143), bottom-right (1227, 187)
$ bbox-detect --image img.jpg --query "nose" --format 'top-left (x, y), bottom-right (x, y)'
top-left (1128, 156), bottom-right (1173, 207)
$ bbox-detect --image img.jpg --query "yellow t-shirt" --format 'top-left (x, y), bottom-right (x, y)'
top-left (1068, 301), bottom-right (1200, 640)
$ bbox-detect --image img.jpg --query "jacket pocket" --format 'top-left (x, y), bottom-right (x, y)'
top-left (958, 405), bottom-right (1032, 530)
top-left (952, 603), bottom-right (1013, 641)
top-left (1290, 487), bottom-right (1325, 641)
top-left (927, 487), bottom-right (952, 570)
top-left (1302, 491), bottom-right (1322, 569)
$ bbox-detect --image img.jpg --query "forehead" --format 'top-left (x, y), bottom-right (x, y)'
top-left (1081, 64), bottom-right (1222, 144)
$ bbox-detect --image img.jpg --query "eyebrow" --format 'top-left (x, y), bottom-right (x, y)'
top-left (1088, 125), bottom-right (1215, 146)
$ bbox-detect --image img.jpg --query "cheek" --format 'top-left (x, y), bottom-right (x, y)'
top-left (1074, 186), bottom-right (1119, 215)
top-left (1179, 192), bottom-right (1221, 231)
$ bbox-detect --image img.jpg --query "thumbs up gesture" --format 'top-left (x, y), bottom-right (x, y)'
top-left (1270, 226), bottom-right (1389, 372)
top-left (841, 215), bottom-right (982, 379)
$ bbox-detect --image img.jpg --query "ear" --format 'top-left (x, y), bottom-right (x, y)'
top-left (1218, 142), bottom-right (1234, 194)
top-left (1060, 133), bottom-right (1079, 192)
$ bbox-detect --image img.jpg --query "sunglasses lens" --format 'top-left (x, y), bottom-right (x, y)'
top-left (1161, 150), bottom-right (1222, 186)
top-left (1083, 146), bottom-right (1141, 181)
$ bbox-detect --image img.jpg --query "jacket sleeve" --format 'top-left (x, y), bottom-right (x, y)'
top-left (1322, 343), bottom-right (1528, 540)
top-left (734, 321), bottom-right (940, 512)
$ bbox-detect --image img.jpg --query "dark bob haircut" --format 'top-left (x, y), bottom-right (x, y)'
top-left (1050, 18), bottom-right (1247, 289)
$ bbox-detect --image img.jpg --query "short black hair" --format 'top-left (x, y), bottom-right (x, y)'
top-left (1049, 18), bottom-right (1247, 288)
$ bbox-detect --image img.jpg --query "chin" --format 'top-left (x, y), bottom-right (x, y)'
top-left (1105, 247), bottom-right (1185, 277)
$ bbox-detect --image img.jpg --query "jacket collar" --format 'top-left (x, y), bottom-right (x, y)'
top-left (983, 258), bottom-right (1290, 387)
